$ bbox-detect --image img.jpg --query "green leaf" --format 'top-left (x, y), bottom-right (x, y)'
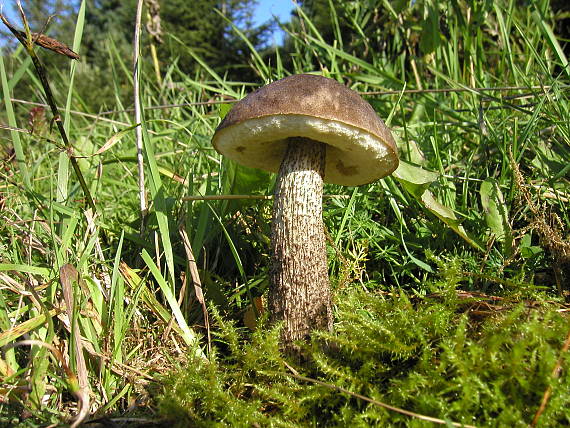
top-left (0, 55), bottom-right (30, 187)
top-left (142, 124), bottom-right (176, 287)
top-left (520, 234), bottom-right (543, 259)
top-left (393, 160), bottom-right (440, 197)
top-left (0, 308), bottom-right (61, 348)
top-left (0, 264), bottom-right (51, 277)
top-left (532, 9), bottom-right (569, 78)
top-left (219, 103), bottom-right (233, 120)
top-left (225, 161), bottom-right (271, 197)
top-left (420, 191), bottom-right (480, 250)
top-left (419, 2), bottom-right (441, 54)
top-left (94, 123), bottom-right (140, 156)
top-left (141, 250), bottom-right (204, 358)
top-left (394, 162), bottom-right (483, 252)
top-left (480, 178), bottom-right (512, 254)
top-left (530, 141), bottom-right (567, 178)
top-left (400, 140), bottom-right (428, 166)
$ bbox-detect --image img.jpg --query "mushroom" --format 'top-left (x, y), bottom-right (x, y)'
top-left (212, 74), bottom-right (399, 348)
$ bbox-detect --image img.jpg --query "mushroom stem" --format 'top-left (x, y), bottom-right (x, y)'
top-left (269, 137), bottom-right (333, 348)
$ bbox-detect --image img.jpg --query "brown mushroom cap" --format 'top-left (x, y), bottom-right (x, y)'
top-left (212, 74), bottom-right (399, 186)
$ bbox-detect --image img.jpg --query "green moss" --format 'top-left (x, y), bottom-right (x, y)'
top-left (158, 291), bottom-right (570, 427)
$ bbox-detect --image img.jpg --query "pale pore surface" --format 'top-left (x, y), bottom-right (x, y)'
top-left (212, 114), bottom-right (395, 186)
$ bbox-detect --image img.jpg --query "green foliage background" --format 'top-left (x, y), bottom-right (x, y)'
top-left (0, 0), bottom-right (568, 426)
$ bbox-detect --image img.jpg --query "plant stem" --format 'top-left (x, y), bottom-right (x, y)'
top-left (1, 11), bottom-right (97, 213)
top-left (134, 0), bottom-right (148, 228)
top-left (269, 138), bottom-right (333, 349)
top-left (29, 51), bottom-right (97, 213)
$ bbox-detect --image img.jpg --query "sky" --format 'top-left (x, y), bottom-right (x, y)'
top-left (253, 0), bottom-right (296, 45)
top-left (253, 0), bottom-right (295, 24)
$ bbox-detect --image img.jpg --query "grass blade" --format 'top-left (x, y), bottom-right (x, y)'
top-left (0, 53), bottom-right (30, 187)
top-left (141, 249), bottom-right (204, 358)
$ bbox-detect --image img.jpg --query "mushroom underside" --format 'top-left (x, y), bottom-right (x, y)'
top-left (213, 114), bottom-right (397, 186)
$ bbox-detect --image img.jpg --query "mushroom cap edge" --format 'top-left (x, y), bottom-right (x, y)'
top-left (211, 74), bottom-right (399, 186)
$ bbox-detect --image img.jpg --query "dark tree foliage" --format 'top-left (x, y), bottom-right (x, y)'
top-left (296, 0), bottom-right (337, 42)
top-left (83, 0), bottom-right (138, 65)
top-left (160, 0), bottom-right (271, 80)
top-left (82, 0), bottom-right (272, 81)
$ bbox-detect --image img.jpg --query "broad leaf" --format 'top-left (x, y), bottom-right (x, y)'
top-left (394, 161), bottom-right (484, 252)
top-left (480, 178), bottom-right (513, 255)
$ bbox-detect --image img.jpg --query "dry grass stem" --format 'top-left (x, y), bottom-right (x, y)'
top-left (0, 13), bottom-right (79, 60)
top-left (180, 227), bottom-right (211, 353)
top-left (283, 371), bottom-right (478, 428)
top-left (133, 0), bottom-right (148, 222)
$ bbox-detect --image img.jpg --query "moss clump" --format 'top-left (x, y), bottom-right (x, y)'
top-left (158, 290), bottom-right (570, 427)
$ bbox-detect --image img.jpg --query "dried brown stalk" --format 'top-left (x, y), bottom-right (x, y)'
top-left (0, 13), bottom-right (79, 60)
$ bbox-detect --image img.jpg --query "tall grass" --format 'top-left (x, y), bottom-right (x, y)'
top-left (0, 0), bottom-right (568, 425)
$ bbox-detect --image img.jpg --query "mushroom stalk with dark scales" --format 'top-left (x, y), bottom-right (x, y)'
top-left (212, 74), bottom-right (399, 349)
top-left (270, 138), bottom-right (332, 343)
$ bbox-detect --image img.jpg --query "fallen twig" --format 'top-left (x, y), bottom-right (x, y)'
top-left (281, 369), bottom-right (478, 428)
top-left (180, 227), bottom-right (211, 354)
top-left (531, 328), bottom-right (570, 426)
